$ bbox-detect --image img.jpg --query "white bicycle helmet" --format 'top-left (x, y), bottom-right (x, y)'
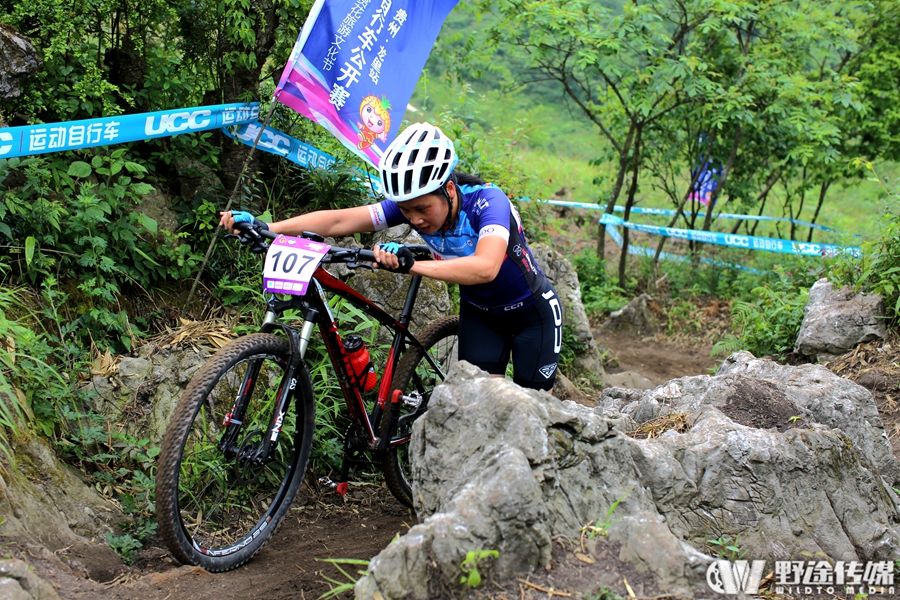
top-left (378, 123), bottom-right (459, 202)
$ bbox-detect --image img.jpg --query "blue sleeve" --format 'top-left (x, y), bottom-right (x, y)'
top-left (380, 200), bottom-right (407, 227)
top-left (469, 188), bottom-right (512, 230)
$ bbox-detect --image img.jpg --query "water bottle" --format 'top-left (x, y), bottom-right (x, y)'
top-left (342, 334), bottom-right (377, 392)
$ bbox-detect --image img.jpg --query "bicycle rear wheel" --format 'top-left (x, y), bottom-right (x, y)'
top-left (155, 333), bottom-right (315, 571)
top-left (382, 315), bottom-right (459, 508)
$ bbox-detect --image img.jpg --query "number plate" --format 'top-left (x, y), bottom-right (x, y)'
top-left (262, 236), bottom-right (331, 296)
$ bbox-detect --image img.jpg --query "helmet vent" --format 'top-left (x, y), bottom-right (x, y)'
top-left (391, 172), bottom-right (400, 196)
top-left (403, 171), bottom-right (413, 196)
top-left (419, 165), bottom-right (434, 188)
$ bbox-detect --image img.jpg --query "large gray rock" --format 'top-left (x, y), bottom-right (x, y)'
top-left (84, 346), bottom-right (208, 449)
top-left (795, 278), bottom-right (887, 362)
top-left (600, 350), bottom-right (900, 488)
top-left (135, 184), bottom-right (180, 240)
top-left (0, 559), bottom-right (61, 600)
top-left (601, 293), bottom-right (659, 336)
top-left (531, 244), bottom-right (606, 380)
top-left (0, 438), bottom-right (125, 582)
top-left (0, 24), bottom-right (40, 100)
top-left (356, 353), bottom-right (900, 599)
top-left (175, 157), bottom-right (224, 204)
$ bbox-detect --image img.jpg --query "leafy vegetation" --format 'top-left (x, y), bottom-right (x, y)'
top-left (712, 269), bottom-right (810, 360)
top-left (831, 163), bottom-right (900, 320)
top-left (707, 535), bottom-right (748, 562)
top-left (459, 549), bottom-right (499, 588)
top-left (316, 558), bottom-right (371, 599)
top-left (2, 0), bottom-right (900, 573)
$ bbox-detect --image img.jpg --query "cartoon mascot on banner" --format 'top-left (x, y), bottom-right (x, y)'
top-left (356, 95), bottom-right (392, 150)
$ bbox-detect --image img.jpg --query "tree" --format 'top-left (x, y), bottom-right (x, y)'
top-left (475, 0), bottom-right (866, 283)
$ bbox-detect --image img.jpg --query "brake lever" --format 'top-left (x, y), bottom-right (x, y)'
top-left (346, 261), bottom-right (375, 271)
top-left (224, 228), bottom-right (269, 253)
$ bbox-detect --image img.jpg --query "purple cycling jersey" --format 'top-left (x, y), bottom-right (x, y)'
top-left (368, 183), bottom-right (547, 309)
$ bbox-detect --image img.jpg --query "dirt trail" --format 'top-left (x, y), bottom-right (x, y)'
top-left (14, 487), bottom-right (412, 600)
top-left (9, 331), bottom-right (742, 600)
top-left (599, 330), bottom-right (720, 387)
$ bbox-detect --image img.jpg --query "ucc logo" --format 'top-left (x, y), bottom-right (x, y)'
top-left (724, 234), bottom-right (750, 247)
top-left (145, 110), bottom-right (213, 135)
top-left (0, 131), bottom-right (13, 156)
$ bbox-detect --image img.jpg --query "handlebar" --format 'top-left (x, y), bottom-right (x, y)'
top-left (227, 222), bottom-right (433, 266)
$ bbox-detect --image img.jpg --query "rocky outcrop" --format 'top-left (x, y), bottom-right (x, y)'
top-left (532, 244), bottom-right (607, 380)
top-left (601, 293), bottom-right (659, 336)
top-left (0, 24), bottom-right (40, 100)
top-left (795, 278), bottom-right (887, 362)
top-left (356, 352), bottom-right (900, 599)
top-left (601, 351), bottom-right (900, 488)
top-left (0, 559), bottom-right (61, 600)
top-left (85, 346), bottom-right (209, 449)
top-left (0, 437), bottom-right (125, 582)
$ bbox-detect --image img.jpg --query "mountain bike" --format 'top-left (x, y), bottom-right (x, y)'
top-left (154, 223), bottom-right (459, 572)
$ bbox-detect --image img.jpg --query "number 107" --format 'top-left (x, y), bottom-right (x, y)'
top-left (270, 250), bottom-right (316, 274)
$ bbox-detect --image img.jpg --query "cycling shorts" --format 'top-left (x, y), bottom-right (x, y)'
top-left (457, 281), bottom-right (563, 391)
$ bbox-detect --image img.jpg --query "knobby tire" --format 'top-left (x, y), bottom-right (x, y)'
top-left (155, 333), bottom-right (315, 571)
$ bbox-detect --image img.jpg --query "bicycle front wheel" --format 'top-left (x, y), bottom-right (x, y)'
top-left (155, 333), bottom-right (315, 571)
top-left (382, 315), bottom-right (459, 508)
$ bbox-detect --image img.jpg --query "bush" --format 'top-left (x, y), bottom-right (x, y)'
top-left (712, 267), bottom-right (809, 360)
top-left (830, 163), bottom-right (900, 323)
top-left (571, 250), bottom-right (627, 317)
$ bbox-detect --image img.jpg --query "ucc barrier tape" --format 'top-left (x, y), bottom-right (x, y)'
top-left (0, 103), bottom-right (260, 159)
top-left (522, 198), bottom-right (846, 235)
top-left (603, 221), bottom-right (759, 272)
top-left (600, 214), bottom-right (861, 258)
top-left (225, 121), bottom-right (385, 195)
top-left (225, 121), bottom-right (337, 172)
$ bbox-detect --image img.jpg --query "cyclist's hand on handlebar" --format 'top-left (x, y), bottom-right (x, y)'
top-left (218, 210), bottom-right (270, 234)
top-left (373, 242), bottom-right (415, 274)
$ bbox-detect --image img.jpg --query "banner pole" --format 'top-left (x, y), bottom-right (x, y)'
top-left (181, 101), bottom-right (278, 317)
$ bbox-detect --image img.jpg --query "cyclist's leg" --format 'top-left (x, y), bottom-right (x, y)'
top-left (458, 300), bottom-right (511, 375)
top-left (510, 283), bottom-right (563, 391)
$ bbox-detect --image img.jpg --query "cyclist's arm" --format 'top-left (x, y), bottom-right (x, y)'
top-left (375, 235), bottom-right (507, 285)
top-left (219, 205), bottom-right (376, 237)
top-left (270, 205), bottom-right (376, 237)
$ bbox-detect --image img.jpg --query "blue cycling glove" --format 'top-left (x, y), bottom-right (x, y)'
top-left (378, 242), bottom-right (414, 274)
top-left (232, 211), bottom-right (269, 230)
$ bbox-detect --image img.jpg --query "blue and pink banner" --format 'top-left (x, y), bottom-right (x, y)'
top-left (274, 0), bottom-right (458, 166)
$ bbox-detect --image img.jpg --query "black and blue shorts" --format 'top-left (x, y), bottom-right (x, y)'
top-left (458, 281), bottom-right (563, 391)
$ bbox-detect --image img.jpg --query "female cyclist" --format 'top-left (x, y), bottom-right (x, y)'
top-left (219, 122), bottom-right (563, 391)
